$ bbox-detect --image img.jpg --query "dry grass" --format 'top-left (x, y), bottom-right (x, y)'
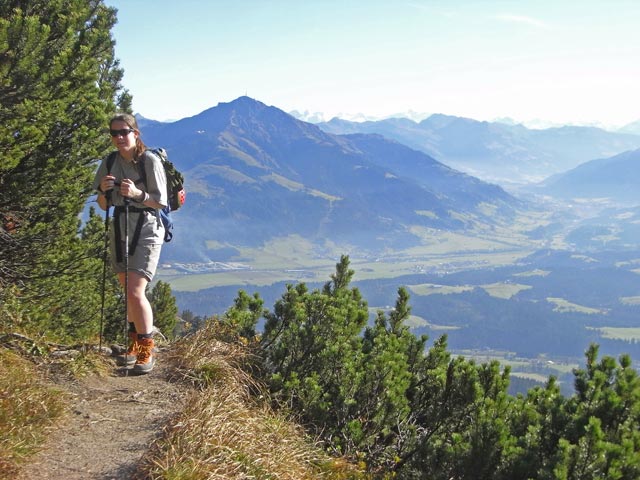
top-left (0, 325), bottom-right (120, 480)
top-left (0, 348), bottom-right (67, 479)
top-left (140, 321), bottom-right (365, 479)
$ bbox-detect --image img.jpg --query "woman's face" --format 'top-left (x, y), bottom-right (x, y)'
top-left (110, 120), bottom-right (138, 155)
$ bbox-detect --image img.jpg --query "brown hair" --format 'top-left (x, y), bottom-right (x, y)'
top-left (110, 113), bottom-right (147, 160)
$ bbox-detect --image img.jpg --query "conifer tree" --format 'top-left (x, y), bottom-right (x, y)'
top-left (148, 280), bottom-right (178, 339)
top-left (558, 344), bottom-right (640, 479)
top-left (0, 0), bottom-right (129, 338)
top-left (224, 289), bottom-right (264, 339)
top-left (256, 261), bottom-right (640, 479)
top-left (178, 309), bottom-right (206, 335)
top-left (397, 337), bottom-right (516, 479)
top-left (505, 376), bottom-right (568, 478)
top-left (354, 287), bottom-right (421, 466)
top-left (261, 255), bottom-right (369, 450)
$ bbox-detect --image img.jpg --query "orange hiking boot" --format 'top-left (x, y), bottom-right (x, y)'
top-left (133, 337), bottom-right (155, 374)
top-left (116, 331), bottom-right (138, 366)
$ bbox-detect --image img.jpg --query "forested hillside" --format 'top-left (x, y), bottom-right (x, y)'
top-left (217, 256), bottom-right (640, 478)
top-left (0, 0), bottom-right (129, 343)
top-left (173, 246), bottom-right (640, 385)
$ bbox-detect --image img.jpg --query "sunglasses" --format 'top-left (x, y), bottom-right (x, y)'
top-left (109, 128), bottom-right (135, 137)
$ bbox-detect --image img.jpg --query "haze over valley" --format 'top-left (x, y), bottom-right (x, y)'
top-left (122, 96), bottom-right (640, 393)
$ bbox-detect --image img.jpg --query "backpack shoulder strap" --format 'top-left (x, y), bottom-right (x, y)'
top-left (103, 151), bottom-right (118, 207)
top-left (106, 151), bottom-right (117, 174)
top-left (137, 150), bottom-right (165, 230)
top-left (137, 151), bottom-right (148, 187)
top-left (136, 148), bottom-right (161, 186)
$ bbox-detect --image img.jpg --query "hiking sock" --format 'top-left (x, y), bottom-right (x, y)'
top-left (128, 322), bottom-right (136, 333)
top-left (138, 332), bottom-right (152, 340)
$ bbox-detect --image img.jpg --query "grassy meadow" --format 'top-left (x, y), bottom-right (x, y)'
top-left (588, 327), bottom-right (640, 341)
top-left (158, 224), bottom-right (542, 292)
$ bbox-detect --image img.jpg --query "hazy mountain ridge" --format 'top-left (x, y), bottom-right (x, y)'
top-left (138, 97), bottom-right (526, 263)
top-left (537, 148), bottom-right (640, 205)
top-left (618, 119), bottom-right (640, 135)
top-left (135, 98), bottom-right (640, 370)
top-left (318, 114), bottom-right (640, 185)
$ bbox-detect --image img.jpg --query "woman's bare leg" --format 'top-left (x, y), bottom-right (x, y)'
top-left (117, 272), bottom-right (153, 335)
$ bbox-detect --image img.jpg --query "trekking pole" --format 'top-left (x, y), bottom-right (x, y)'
top-left (123, 197), bottom-right (130, 376)
top-left (98, 200), bottom-right (111, 353)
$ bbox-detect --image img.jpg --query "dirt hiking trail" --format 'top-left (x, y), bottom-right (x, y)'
top-left (18, 347), bottom-right (188, 480)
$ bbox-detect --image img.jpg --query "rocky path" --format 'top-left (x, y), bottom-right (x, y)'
top-left (17, 351), bottom-right (187, 480)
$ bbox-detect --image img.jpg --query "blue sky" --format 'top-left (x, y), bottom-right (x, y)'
top-left (105, 0), bottom-right (640, 128)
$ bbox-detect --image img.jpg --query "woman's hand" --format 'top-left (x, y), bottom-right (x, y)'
top-left (99, 174), bottom-right (117, 193)
top-left (120, 179), bottom-right (144, 201)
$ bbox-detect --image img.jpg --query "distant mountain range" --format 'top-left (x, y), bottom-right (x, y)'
top-left (137, 97), bottom-right (527, 263)
top-left (289, 109), bottom-right (431, 124)
top-left (316, 115), bottom-right (640, 185)
top-left (132, 96), bottom-right (640, 265)
top-left (536, 148), bottom-right (640, 205)
top-left (618, 119), bottom-right (640, 135)
top-left (133, 98), bottom-right (640, 364)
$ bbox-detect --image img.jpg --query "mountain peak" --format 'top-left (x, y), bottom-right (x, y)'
top-left (169, 96), bottom-right (297, 138)
top-left (221, 95), bottom-right (265, 109)
top-left (194, 96), bottom-right (268, 119)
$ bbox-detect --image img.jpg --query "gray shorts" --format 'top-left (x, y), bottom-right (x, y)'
top-left (111, 241), bottom-right (162, 282)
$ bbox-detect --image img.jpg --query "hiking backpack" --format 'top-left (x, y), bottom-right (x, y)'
top-left (106, 148), bottom-right (185, 242)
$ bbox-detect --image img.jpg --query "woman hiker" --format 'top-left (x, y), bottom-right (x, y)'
top-left (94, 113), bottom-right (168, 374)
